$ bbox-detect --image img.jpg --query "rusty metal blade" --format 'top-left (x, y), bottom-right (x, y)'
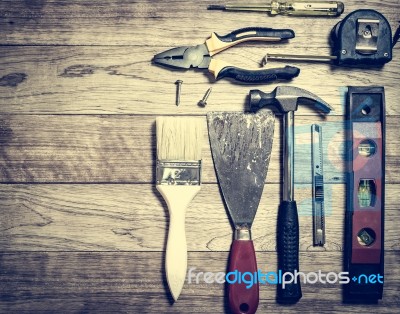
top-left (207, 110), bottom-right (275, 229)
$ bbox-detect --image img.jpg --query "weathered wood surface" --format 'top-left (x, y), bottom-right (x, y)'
top-left (0, 46), bottom-right (399, 115)
top-left (0, 115), bottom-right (399, 183)
top-left (0, 0), bottom-right (399, 116)
top-left (0, 0), bottom-right (399, 312)
top-left (0, 252), bottom-right (399, 313)
top-left (1, 184), bottom-right (399, 252)
top-left (0, 0), bottom-right (398, 46)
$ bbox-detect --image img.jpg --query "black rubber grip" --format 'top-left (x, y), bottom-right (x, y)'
top-left (216, 27), bottom-right (295, 42)
top-left (216, 66), bottom-right (300, 83)
top-left (277, 200), bottom-right (302, 304)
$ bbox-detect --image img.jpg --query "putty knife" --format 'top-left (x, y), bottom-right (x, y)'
top-left (207, 110), bottom-right (275, 314)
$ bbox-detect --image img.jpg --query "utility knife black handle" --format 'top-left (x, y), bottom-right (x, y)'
top-left (216, 27), bottom-right (295, 42)
top-left (216, 66), bottom-right (300, 83)
top-left (277, 200), bottom-right (302, 303)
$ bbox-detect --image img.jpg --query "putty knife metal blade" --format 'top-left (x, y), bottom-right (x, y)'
top-left (207, 110), bottom-right (275, 314)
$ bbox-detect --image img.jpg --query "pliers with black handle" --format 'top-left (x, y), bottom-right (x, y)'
top-left (153, 27), bottom-right (300, 83)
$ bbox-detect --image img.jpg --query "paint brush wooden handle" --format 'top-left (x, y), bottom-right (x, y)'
top-left (157, 185), bottom-right (201, 301)
top-left (228, 239), bottom-right (259, 314)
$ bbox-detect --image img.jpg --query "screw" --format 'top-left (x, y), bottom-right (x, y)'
top-left (175, 80), bottom-right (183, 106)
top-left (198, 87), bottom-right (212, 107)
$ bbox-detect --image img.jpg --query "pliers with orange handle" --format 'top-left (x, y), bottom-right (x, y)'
top-left (153, 27), bottom-right (300, 83)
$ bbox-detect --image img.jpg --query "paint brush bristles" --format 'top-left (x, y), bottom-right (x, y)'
top-left (156, 117), bottom-right (203, 161)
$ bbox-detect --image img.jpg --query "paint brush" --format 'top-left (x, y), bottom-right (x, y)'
top-left (156, 116), bottom-right (203, 301)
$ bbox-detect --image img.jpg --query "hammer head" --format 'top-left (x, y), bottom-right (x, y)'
top-left (249, 86), bottom-right (333, 114)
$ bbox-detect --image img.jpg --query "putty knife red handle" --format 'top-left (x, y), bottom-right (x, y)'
top-left (228, 240), bottom-right (259, 314)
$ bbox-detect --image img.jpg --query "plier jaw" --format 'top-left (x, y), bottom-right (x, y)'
top-left (152, 46), bottom-right (190, 69)
top-left (153, 44), bottom-right (210, 69)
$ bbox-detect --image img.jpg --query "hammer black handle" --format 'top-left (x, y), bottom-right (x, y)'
top-left (277, 200), bottom-right (302, 303)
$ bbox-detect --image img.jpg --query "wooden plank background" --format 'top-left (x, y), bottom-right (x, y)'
top-left (0, 0), bottom-right (399, 312)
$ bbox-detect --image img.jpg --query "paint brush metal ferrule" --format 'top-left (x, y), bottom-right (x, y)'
top-left (156, 160), bottom-right (202, 185)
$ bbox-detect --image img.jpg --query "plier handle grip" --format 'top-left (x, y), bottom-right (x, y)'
top-left (153, 27), bottom-right (300, 83)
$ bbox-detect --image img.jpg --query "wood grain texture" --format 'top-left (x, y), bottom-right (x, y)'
top-left (0, 115), bottom-right (399, 183)
top-left (0, 0), bottom-right (399, 312)
top-left (0, 0), bottom-right (398, 19)
top-left (0, 46), bottom-right (399, 115)
top-left (0, 252), bottom-right (399, 313)
top-left (0, 1), bottom-right (399, 116)
top-left (0, 0), bottom-right (399, 46)
top-left (1, 184), bottom-right (399, 252)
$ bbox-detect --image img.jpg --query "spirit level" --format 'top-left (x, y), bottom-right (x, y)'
top-left (344, 86), bottom-right (385, 302)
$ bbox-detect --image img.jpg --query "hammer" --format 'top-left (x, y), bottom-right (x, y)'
top-left (249, 86), bottom-right (332, 303)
